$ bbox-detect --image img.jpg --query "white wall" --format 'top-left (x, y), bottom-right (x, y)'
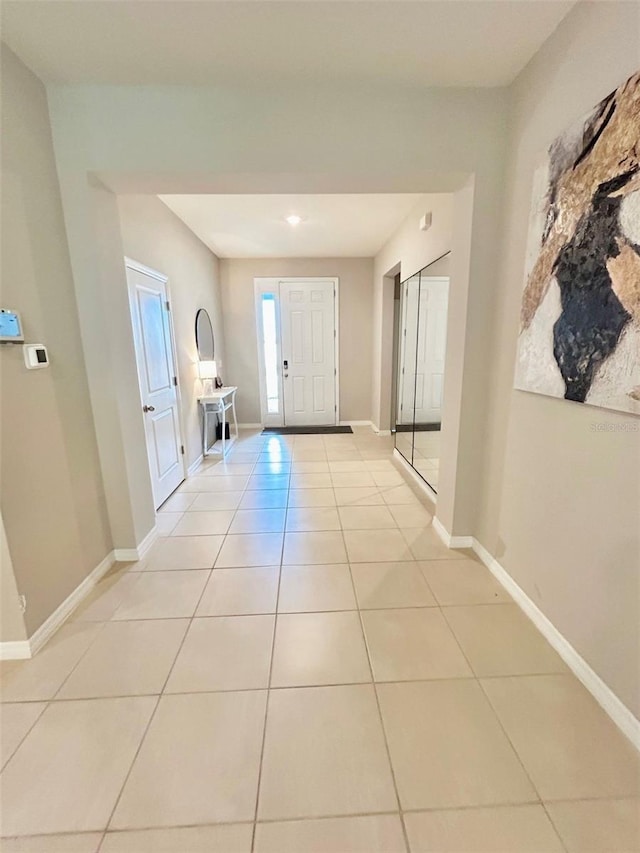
top-left (117, 195), bottom-right (226, 470)
top-left (220, 258), bottom-right (373, 424)
top-left (478, 1), bottom-right (640, 717)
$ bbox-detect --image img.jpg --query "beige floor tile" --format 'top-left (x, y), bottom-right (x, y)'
top-left (1, 697), bottom-right (155, 835)
top-left (289, 473), bottom-right (333, 489)
top-left (170, 511), bottom-right (234, 537)
top-left (443, 604), bottom-right (567, 676)
top-left (254, 814), bottom-right (406, 852)
top-left (0, 623), bottom-right (102, 702)
top-left (363, 459), bottom-right (397, 471)
top-left (189, 491), bottom-right (244, 511)
top-left (222, 453), bottom-right (259, 464)
top-left (344, 529), bottom-right (414, 563)
top-left (112, 570), bottom-right (210, 620)
top-left (253, 461), bottom-right (290, 475)
top-left (111, 691), bottom-right (266, 828)
top-left (334, 486), bottom-right (385, 506)
top-left (370, 470), bottom-right (406, 487)
top-left (155, 512), bottom-right (183, 535)
top-left (362, 608), bottom-right (472, 681)
top-left (258, 452), bottom-right (292, 465)
top-left (331, 471), bottom-right (376, 488)
top-left (101, 824), bottom-right (253, 853)
top-left (180, 475), bottom-right (248, 493)
top-left (404, 805), bottom-right (564, 852)
top-left (158, 492), bottom-right (197, 512)
top-left (285, 506), bottom-right (341, 531)
top-left (204, 462), bottom-right (255, 476)
top-left (545, 798), bottom-right (640, 852)
top-left (0, 833), bottom-right (103, 852)
top-left (387, 503), bottom-right (433, 528)
top-left (0, 702), bottom-right (47, 769)
top-left (291, 449), bottom-right (327, 461)
top-left (228, 508), bottom-right (286, 534)
top-left (481, 675), bottom-right (640, 800)
top-left (283, 531), bottom-right (347, 565)
top-left (325, 449), bottom-right (363, 461)
top-left (287, 488), bottom-right (336, 507)
top-left (215, 533), bottom-right (284, 568)
top-left (278, 564), bottom-right (356, 612)
top-left (271, 611), bottom-right (370, 687)
top-left (419, 557), bottom-right (509, 605)
top-left (328, 460), bottom-right (368, 472)
top-left (377, 680), bottom-right (536, 809)
top-left (56, 620), bottom-right (189, 699)
top-left (165, 615), bottom-right (274, 692)
top-left (291, 460), bottom-right (330, 473)
top-left (247, 474), bottom-right (291, 491)
top-left (380, 485), bottom-right (422, 505)
top-left (141, 536), bottom-right (222, 571)
top-left (402, 527), bottom-right (458, 560)
top-left (71, 570), bottom-right (142, 621)
top-left (338, 505), bottom-right (397, 530)
top-left (197, 567), bottom-right (279, 616)
top-left (258, 684), bottom-right (397, 819)
top-left (351, 562), bottom-right (436, 609)
top-left (239, 489), bottom-right (288, 510)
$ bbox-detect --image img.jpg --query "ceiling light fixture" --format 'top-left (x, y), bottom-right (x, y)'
top-left (285, 214), bottom-right (302, 226)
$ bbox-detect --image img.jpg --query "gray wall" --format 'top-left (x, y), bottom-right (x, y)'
top-left (1, 45), bottom-right (111, 634)
top-left (220, 258), bottom-right (374, 424)
top-left (117, 195), bottom-right (226, 470)
top-left (477, 1), bottom-right (640, 716)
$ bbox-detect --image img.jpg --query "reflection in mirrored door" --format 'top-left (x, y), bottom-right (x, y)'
top-left (394, 253), bottom-right (450, 492)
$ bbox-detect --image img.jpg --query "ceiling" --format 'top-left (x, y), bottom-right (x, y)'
top-left (2, 1), bottom-right (575, 88)
top-left (159, 193), bottom-right (428, 257)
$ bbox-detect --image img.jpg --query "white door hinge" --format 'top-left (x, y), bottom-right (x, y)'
top-left (180, 444), bottom-right (185, 455)
top-left (165, 300), bottom-right (171, 311)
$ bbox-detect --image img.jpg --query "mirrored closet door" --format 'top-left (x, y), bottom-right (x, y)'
top-left (394, 253), bottom-right (450, 493)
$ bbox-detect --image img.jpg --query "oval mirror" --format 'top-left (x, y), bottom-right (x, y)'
top-left (195, 309), bottom-right (215, 360)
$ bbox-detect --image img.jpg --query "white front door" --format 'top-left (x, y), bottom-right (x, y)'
top-left (279, 280), bottom-right (337, 426)
top-left (126, 261), bottom-right (184, 508)
top-left (398, 274), bottom-right (449, 425)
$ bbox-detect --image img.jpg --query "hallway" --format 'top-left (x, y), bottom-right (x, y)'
top-left (1, 428), bottom-right (638, 852)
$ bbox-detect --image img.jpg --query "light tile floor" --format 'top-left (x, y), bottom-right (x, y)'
top-left (1, 427), bottom-right (639, 852)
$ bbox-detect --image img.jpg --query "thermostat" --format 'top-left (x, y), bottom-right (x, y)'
top-left (23, 344), bottom-right (49, 370)
top-left (0, 309), bottom-right (24, 343)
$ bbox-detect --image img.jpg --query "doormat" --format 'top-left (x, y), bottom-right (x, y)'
top-left (262, 426), bottom-right (353, 435)
top-left (395, 423), bottom-right (441, 433)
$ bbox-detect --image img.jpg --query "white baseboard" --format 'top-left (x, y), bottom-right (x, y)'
top-left (471, 537), bottom-right (640, 752)
top-left (113, 524), bottom-right (158, 563)
top-left (0, 640), bottom-right (32, 661)
top-left (339, 420), bottom-right (373, 428)
top-left (393, 448), bottom-right (437, 506)
top-left (27, 550), bottom-right (116, 657)
top-left (432, 517), bottom-right (473, 549)
top-left (238, 423), bottom-right (262, 429)
top-left (187, 454), bottom-right (204, 476)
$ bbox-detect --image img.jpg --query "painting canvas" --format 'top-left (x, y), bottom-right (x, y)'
top-left (515, 71), bottom-right (640, 414)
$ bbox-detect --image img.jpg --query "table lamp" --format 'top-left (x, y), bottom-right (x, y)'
top-left (198, 359), bottom-right (217, 395)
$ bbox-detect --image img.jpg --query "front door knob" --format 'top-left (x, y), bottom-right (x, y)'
top-left (143, 405), bottom-right (155, 413)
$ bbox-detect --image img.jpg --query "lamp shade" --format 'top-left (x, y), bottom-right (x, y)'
top-left (198, 360), bottom-right (217, 380)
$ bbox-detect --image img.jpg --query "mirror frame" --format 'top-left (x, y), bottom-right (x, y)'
top-left (195, 308), bottom-right (215, 361)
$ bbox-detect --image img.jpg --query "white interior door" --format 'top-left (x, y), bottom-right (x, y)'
top-left (280, 280), bottom-right (337, 426)
top-left (126, 262), bottom-right (184, 508)
top-left (398, 274), bottom-right (449, 425)
top-left (415, 276), bottom-right (449, 423)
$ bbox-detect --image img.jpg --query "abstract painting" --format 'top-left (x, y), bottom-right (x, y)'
top-left (515, 71), bottom-right (640, 414)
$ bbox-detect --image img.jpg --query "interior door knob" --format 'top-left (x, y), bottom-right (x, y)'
top-left (143, 405), bottom-right (155, 413)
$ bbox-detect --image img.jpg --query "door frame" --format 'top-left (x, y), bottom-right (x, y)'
top-left (125, 257), bottom-right (188, 501)
top-left (254, 277), bottom-right (340, 427)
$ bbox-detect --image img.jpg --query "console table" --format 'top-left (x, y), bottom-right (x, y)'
top-left (198, 386), bottom-right (238, 458)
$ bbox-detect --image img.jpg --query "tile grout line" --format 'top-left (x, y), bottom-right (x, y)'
top-left (346, 557), bottom-right (412, 853)
top-left (249, 468), bottom-right (289, 853)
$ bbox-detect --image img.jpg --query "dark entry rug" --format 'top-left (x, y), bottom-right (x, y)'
top-left (262, 426), bottom-right (353, 435)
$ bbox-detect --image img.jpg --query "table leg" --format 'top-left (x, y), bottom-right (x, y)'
top-left (221, 404), bottom-right (226, 457)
